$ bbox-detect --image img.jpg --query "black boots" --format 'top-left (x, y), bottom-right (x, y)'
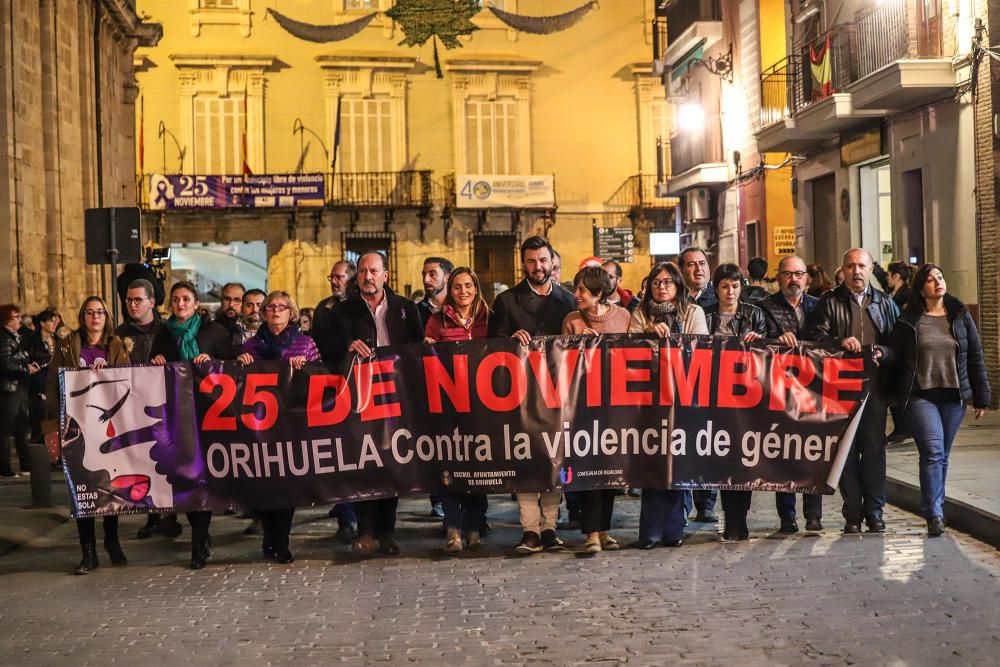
top-left (74, 543), bottom-right (99, 575)
top-left (104, 536), bottom-right (127, 566)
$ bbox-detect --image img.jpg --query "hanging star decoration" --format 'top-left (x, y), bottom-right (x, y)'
top-left (385, 0), bottom-right (482, 79)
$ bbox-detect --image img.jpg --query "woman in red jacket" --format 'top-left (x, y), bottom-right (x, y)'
top-left (424, 267), bottom-right (489, 343)
top-left (424, 267), bottom-right (490, 553)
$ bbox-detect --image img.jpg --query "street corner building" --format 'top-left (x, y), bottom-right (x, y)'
top-left (0, 0), bottom-right (161, 309)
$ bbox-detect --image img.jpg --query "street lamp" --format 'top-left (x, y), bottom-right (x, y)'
top-left (677, 103), bottom-right (704, 132)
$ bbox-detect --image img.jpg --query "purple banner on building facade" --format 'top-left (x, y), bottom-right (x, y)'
top-left (148, 174), bottom-right (325, 209)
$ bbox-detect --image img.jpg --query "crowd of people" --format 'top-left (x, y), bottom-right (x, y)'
top-left (0, 235), bottom-right (989, 574)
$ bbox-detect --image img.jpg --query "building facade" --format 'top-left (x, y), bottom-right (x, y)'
top-left (135, 0), bottom-right (678, 307)
top-left (0, 0), bottom-right (160, 310)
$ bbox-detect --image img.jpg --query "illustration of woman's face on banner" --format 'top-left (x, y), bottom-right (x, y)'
top-left (62, 367), bottom-right (174, 508)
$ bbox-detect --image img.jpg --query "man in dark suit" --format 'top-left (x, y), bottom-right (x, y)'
top-left (679, 246), bottom-right (718, 522)
top-left (326, 251), bottom-right (423, 557)
top-left (489, 235), bottom-right (575, 555)
top-left (760, 255), bottom-right (823, 533)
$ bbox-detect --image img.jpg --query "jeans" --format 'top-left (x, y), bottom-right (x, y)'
top-left (905, 397), bottom-right (966, 520)
top-left (838, 396), bottom-right (888, 523)
top-left (775, 493), bottom-right (823, 520)
top-left (638, 489), bottom-right (685, 542)
top-left (441, 493), bottom-right (487, 533)
top-left (692, 489), bottom-right (717, 513)
top-left (330, 502), bottom-right (357, 528)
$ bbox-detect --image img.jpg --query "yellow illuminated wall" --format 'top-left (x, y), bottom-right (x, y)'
top-left (758, 0), bottom-right (794, 270)
top-left (135, 1), bottom-right (670, 305)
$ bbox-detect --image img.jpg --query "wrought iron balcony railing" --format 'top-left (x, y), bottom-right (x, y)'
top-left (331, 170), bottom-right (432, 208)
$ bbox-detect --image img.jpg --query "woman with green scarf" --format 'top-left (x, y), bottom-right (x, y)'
top-left (151, 280), bottom-right (235, 569)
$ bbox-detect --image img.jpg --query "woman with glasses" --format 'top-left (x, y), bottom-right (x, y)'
top-left (45, 297), bottom-right (130, 574)
top-left (423, 268), bottom-right (491, 554)
top-left (237, 291), bottom-right (319, 563)
top-left (151, 281), bottom-right (235, 569)
top-left (891, 264), bottom-right (990, 536)
top-left (703, 264), bottom-right (767, 541)
top-left (628, 262), bottom-right (709, 549)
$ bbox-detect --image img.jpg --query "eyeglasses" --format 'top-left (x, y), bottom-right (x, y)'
top-left (778, 271), bottom-right (808, 279)
top-left (84, 309), bottom-right (107, 317)
top-left (124, 297), bottom-right (149, 305)
top-left (265, 304), bottom-right (289, 313)
top-left (651, 279), bottom-right (675, 289)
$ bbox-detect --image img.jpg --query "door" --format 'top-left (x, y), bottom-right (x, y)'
top-left (473, 232), bottom-right (518, 304)
top-left (917, 0), bottom-right (942, 57)
top-left (811, 174), bottom-right (839, 277)
top-left (901, 169), bottom-right (925, 265)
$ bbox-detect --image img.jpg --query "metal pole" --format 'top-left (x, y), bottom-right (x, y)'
top-left (108, 208), bottom-right (119, 327)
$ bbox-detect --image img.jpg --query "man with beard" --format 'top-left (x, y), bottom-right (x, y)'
top-left (760, 256), bottom-right (823, 533)
top-left (810, 248), bottom-right (898, 534)
top-left (416, 257), bottom-right (453, 328)
top-left (327, 252), bottom-right (423, 557)
top-left (679, 246), bottom-right (719, 523)
top-left (116, 279), bottom-right (183, 540)
top-left (230, 288), bottom-right (265, 351)
top-left (415, 256), bottom-right (454, 519)
top-left (215, 282), bottom-right (245, 330)
top-left (488, 236), bottom-right (575, 555)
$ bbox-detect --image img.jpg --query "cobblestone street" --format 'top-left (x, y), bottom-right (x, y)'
top-left (0, 493), bottom-right (997, 666)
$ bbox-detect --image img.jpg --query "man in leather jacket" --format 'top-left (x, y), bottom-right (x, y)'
top-left (760, 256), bottom-right (823, 532)
top-left (809, 248), bottom-right (899, 534)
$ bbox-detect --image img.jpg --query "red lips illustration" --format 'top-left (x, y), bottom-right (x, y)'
top-left (110, 475), bottom-right (151, 502)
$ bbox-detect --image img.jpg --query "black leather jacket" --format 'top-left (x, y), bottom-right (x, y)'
top-left (809, 284), bottom-right (899, 394)
top-left (703, 302), bottom-right (767, 337)
top-left (890, 295), bottom-right (991, 409)
top-left (0, 328), bottom-right (31, 394)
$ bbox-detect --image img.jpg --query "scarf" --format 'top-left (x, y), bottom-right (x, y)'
top-left (165, 314), bottom-right (202, 361)
top-left (255, 323), bottom-right (300, 360)
top-left (649, 301), bottom-right (682, 334)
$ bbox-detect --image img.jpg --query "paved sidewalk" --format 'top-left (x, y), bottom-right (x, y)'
top-left (886, 410), bottom-right (1000, 548)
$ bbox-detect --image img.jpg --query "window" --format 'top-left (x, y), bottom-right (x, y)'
top-left (345, 0), bottom-right (376, 8)
top-left (465, 98), bottom-right (519, 175)
top-left (192, 96), bottom-right (244, 175)
top-left (338, 96), bottom-right (394, 173)
top-left (200, 0), bottom-right (238, 8)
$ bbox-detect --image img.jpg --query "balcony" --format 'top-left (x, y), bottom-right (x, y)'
top-left (661, 0), bottom-right (723, 67)
top-left (849, 0), bottom-right (954, 111)
top-left (666, 112), bottom-right (727, 194)
top-left (756, 26), bottom-right (885, 151)
top-left (330, 170), bottom-right (432, 209)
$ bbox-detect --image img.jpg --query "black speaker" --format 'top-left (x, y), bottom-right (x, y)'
top-left (84, 207), bottom-right (142, 265)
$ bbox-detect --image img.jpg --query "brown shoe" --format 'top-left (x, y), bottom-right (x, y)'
top-left (353, 535), bottom-right (376, 557)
